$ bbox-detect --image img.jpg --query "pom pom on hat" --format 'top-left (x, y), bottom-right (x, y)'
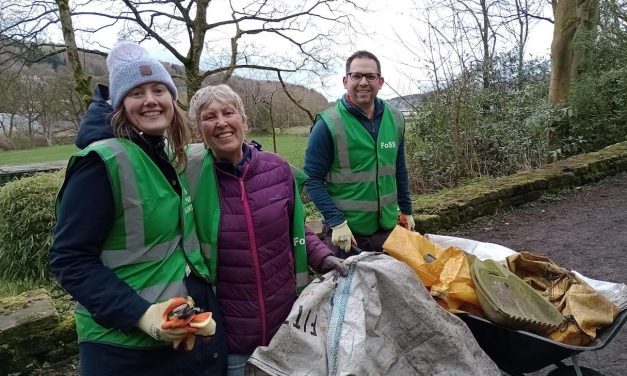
top-left (106, 42), bottom-right (178, 109)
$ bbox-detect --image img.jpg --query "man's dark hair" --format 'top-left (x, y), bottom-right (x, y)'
top-left (345, 50), bottom-right (381, 74)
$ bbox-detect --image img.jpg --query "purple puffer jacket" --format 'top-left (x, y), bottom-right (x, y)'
top-left (215, 146), bottom-right (331, 354)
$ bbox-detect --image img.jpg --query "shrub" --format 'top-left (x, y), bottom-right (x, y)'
top-left (0, 170), bottom-right (64, 283)
top-left (404, 60), bottom-right (551, 193)
top-left (554, 2), bottom-right (627, 155)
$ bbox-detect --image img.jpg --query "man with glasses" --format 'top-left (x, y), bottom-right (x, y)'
top-left (304, 50), bottom-right (414, 258)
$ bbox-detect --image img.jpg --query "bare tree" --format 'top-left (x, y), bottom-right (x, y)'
top-left (0, 70), bottom-right (23, 139)
top-left (55, 0), bottom-right (92, 108)
top-left (67, 0), bottom-right (362, 102)
top-left (0, 0), bottom-right (93, 111)
top-left (399, 0), bottom-right (552, 94)
top-left (1, 0), bottom-right (361, 129)
top-left (499, 0), bottom-right (548, 88)
top-left (425, 0), bottom-right (503, 89)
top-left (16, 73), bottom-right (45, 147)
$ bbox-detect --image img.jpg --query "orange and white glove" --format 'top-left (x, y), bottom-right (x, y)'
top-left (399, 213), bottom-right (416, 231)
top-left (331, 220), bottom-right (356, 253)
top-left (189, 313), bottom-right (216, 336)
top-left (160, 297), bottom-right (216, 351)
top-left (137, 299), bottom-right (190, 343)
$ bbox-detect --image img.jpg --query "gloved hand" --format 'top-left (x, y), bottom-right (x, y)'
top-left (399, 213), bottom-right (416, 231)
top-left (320, 255), bottom-right (348, 276)
top-left (160, 297), bottom-right (215, 351)
top-left (331, 220), bottom-right (356, 253)
top-left (137, 299), bottom-right (190, 343)
top-left (189, 313), bottom-right (216, 336)
top-left (171, 312), bottom-right (216, 351)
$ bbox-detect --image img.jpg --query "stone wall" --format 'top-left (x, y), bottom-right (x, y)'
top-left (305, 141), bottom-right (627, 235)
top-left (411, 141), bottom-right (627, 233)
top-left (0, 290), bottom-right (77, 375)
top-left (0, 163), bottom-right (65, 187)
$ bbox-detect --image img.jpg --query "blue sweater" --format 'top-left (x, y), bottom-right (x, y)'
top-left (303, 95), bottom-right (412, 228)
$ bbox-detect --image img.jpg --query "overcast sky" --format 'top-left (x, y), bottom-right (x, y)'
top-left (72, 0), bottom-right (554, 101)
top-left (310, 0), bottom-right (554, 100)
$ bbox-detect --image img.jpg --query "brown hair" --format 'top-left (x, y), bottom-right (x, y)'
top-left (110, 101), bottom-right (192, 171)
top-left (345, 50), bottom-right (381, 74)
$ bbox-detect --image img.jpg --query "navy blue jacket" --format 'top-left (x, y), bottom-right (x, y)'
top-left (303, 95), bottom-right (413, 228)
top-left (49, 85), bottom-right (226, 375)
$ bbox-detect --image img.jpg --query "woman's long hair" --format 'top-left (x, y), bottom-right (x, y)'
top-left (110, 101), bottom-right (192, 171)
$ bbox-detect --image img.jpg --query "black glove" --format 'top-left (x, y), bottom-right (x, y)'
top-left (320, 255), bottom-right (348, 277)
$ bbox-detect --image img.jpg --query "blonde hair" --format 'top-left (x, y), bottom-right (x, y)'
top-left (188, 84), bottom-right (247, 129)
top-left (110, 101), bottom-right (192, 170)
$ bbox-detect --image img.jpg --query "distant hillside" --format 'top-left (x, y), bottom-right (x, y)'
top-left (45, 50), bottom-right (328, 131)
top-left (386, 93), bottom-right (425, 114)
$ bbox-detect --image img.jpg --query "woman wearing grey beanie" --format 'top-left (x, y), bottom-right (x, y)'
top-left (49, 42), bottom-right (226, 375)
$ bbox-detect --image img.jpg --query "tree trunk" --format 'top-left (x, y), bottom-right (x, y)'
top-left (480, 0), bottom-right (491, 89)
top-left (549, 0), bottom-right (599, 106)
top-left (183, 0), bottom-right (209, 105)
top-left (55, 0), bottom-right (91, 111)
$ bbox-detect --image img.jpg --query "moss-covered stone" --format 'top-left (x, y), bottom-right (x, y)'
top-left (0, 288), bottom-right (75, 375)
top-left (410, 141), bottom-right (627, 232)
top-left (50, 311), bottom-right (77, 345)
top-left (415, 214), bottom-right (441, 233)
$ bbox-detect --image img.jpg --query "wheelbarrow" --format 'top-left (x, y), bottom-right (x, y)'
top-left (458, 309), bottom-right (627, 376)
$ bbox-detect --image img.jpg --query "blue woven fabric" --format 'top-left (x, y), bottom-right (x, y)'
top-left (326, 262), bottom-right (356, 376)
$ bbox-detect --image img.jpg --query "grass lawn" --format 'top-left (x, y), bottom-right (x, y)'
top-left (0, 135), bottom-right (309, 167)
top-left (0, 144), bottom-right (78, 166)
top-left (246, 134), bottom-right (309, 168)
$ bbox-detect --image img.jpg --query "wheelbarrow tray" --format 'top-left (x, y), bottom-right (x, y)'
top-left (458, 309), bottom-right (627, 374)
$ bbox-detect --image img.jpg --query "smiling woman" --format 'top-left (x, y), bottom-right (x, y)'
top-left (186, 84), bottom-right (347, 376)
top-left (195, 87), bottom-right (249, 165)
top-left (48, 42), bottom-right (227, 375)
top-left (121, 83), bottom-right (175, 136)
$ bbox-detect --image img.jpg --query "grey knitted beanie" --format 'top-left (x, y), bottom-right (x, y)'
top-left (106, 42), bottom-right (178, 110)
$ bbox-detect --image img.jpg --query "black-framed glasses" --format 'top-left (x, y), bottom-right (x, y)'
top-left (347, 72), bottom-right (380, 82)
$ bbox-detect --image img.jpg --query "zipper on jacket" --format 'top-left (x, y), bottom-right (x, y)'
top-left (239, 165), bottom-right (268, 345)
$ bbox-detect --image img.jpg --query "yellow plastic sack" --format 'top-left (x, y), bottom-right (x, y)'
top-left (382, 226), bottom-right (483, 315)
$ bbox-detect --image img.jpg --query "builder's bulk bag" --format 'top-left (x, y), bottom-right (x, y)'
top-left (249, 253), bottom-right (500, 376)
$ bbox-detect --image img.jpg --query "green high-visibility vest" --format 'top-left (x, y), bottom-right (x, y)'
top-left (185, 144), bottom-right (310, 293)
top-left (318, 101), bottom-right (405, 235)
top-left (62, 138), bottom-right (210, 348)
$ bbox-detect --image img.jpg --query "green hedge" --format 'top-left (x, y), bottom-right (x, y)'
top-left (0, 170), bottom-right (64, 283)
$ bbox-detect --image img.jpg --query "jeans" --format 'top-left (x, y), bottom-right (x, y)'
top-left (227, 353), bottom-right (253, 376)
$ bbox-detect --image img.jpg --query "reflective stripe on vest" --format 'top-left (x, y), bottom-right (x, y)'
top-left (185, 144), bottom-right (310, 292)
top-left (76, 279), bottom-right (188, 312)
top-left (320, 101), bottom-right (404, 235)
top-left (334, 191), bottom-right (398, 212)
top-left (66, 138), bottom-right (209, 348)
top-left (185, 143), bottom-right (217, 277)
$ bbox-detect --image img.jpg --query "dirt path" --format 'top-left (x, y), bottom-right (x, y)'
top-left (445, 172), bottom-right (627, 376)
